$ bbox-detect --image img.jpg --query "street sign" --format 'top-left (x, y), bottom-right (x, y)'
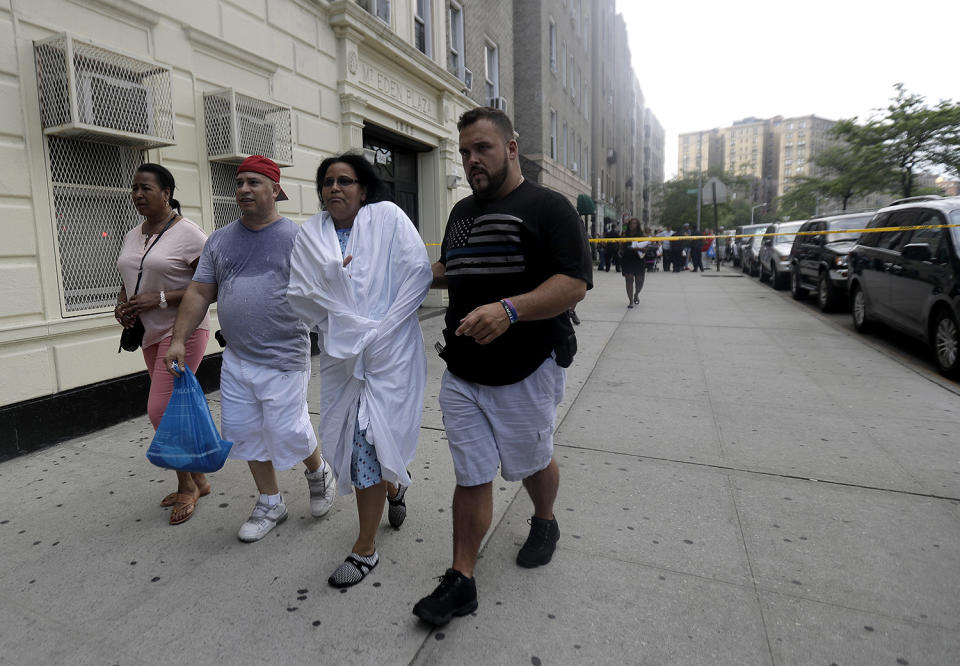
top-left (686, 188), bottom-right (698, 194)
top-left (701, 177), bottom-right (727, 205)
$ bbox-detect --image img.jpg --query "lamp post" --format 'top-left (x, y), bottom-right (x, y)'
top-left (750, 202), bottom-right (767, 225)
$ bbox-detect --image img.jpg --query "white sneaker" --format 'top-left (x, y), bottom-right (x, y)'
top-left (305, 460), bottom-right (336, 517)
top-left (237, 499), bottom-right (288, 542)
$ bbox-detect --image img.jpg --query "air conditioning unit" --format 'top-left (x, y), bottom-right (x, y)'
top-left (203, 89), bottom-right (293, 166)
top-left (571, 161), bottom-right (578, 174)
top-left (463, 68), bottom-right (473, 91)
top-left (606, 148), bottom-right (617, 163)
top-left (33, 33), bottom-right (175, 148)
top-left (488, 96), bottom-right (508, 112)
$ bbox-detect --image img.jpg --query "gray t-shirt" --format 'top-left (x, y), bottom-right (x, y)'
top-left (194, 217), bottom-right (309, 371)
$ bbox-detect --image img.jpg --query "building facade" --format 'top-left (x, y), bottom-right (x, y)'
top-left (777, 114), bottom-right (837, 197)
top-left (512, 0), bottom-right (591, 210)
top-left (643, 108), bottom-right (665, 228)
top-left (678, 128), bottom-right (722, 178)
top-left (0, 0), bottom-right (488, 431)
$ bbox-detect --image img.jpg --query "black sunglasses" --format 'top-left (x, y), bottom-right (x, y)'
top-left (321, 176), bottom-right (360, 189)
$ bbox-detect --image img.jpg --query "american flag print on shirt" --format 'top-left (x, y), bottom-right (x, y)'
top-left (444, 213), bottom-right (525, 276)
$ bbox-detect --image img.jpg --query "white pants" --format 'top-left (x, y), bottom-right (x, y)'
top-left (219, 347), bottom-right (317, 471)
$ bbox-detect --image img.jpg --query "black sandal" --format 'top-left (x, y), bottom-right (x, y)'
top-left (328, 552), bottom-right (379, 588)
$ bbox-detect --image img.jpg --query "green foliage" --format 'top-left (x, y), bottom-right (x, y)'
top-left (654, 170), bottom-right (765, 231)
top-left (835, 84), bottom-right (960, 198)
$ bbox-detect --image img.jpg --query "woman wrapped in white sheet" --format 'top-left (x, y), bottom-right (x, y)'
top-left (287, 153), bottom-right (432, 588)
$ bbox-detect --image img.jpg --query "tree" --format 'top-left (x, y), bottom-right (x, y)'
top-left (654, 169), bottom-right (765, 231)
top-left (836, 84), bottom-right (960, 198)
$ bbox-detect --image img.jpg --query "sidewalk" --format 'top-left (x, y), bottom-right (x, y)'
top-left (2, 267), bottom-right (959, 665)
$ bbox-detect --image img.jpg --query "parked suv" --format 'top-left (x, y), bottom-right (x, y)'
top-left (847, 196), bottom-right (960, 377)
top-left (790, 211), bottom-right (874, 311)
top-left (758, 220), bottom-right (805, 289)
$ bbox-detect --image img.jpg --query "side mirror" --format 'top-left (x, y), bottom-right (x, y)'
top-left (901, 243), bottom-right (932, 262)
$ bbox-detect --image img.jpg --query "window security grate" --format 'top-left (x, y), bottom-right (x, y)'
top-left (48, 136), bottom-right (143, 313)
top-left (34, 33), bottom-right (175, 148)
top-left (210, 162), bottom-right (241, 230)
top-left (203, 89), bottom-right (293, 166)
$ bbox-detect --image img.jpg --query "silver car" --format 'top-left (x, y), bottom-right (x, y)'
top-left (758, 221), bottom-right (805, 289)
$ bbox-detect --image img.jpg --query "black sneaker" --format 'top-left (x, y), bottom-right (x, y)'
top-left (516, 515), bottom-right (560, 568)
top-left (412, 569), bottom-right (478, 626)
top-left (568, 310), bottom-right (581, 325)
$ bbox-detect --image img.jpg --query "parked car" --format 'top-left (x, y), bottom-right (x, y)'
top-left (733, 223), bottom-right (765, 268)
top-left (847, 195), bottom-right (960, 377)
top-left (790, 211), bottom-right (875, 311)
top-left (739, 224), bottom-right (767, 276)
top-left (758, 220), bottom-right (805, 289)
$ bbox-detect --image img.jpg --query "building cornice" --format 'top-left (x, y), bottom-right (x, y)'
top-left (185, 28), bottom-right (281, 76)
top-left (327, 0), bottom-right (469, 98)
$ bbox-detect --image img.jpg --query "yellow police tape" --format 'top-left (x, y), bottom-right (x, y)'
top-left (587, 223), bottom-right (960, 243)
top-left (423, 224), bottom-right (960, 247)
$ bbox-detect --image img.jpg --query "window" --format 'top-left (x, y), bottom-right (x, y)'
top-left (448, 2), bottom-right (464, 79)
top-left (549, 19), bottom-right (557, 71)
top-left (550, 109), bottom-right (557, 159)
top-left (47, 136), bottom-right (144, 313)
top-left (912, 212), bottom-right (947, 261)
top-left (414, 0), bottom-right (432, 55)
top-left (583, 83), bottom-right (588, 119)
top-left (561, 41), bottom-right (567, 87)
top-left (569, 57), bottom-right (575, 98)
top-left (484, 41), bottom-right (499, 100)
top-left (359, 0), bottom-right (391, 24)
top-left (563, 120), bottom-right (568, 166)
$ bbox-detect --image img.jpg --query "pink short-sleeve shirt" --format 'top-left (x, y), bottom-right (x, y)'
top-left (117, 217), bottom-right (211, 349)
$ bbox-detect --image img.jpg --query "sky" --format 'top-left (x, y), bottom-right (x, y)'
top-left (618, 0), bottom-right (960, 179)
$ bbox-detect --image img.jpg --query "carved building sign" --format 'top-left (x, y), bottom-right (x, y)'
top-left (358, 61), bottom-right (434, 117)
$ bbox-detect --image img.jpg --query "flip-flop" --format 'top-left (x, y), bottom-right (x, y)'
top-left (161, 485), bottom-right (210, 507)
top-left (168, 493), bottom-right (199, 525)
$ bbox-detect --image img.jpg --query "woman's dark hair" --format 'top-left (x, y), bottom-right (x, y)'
top-left (136, 163), bottom-right (181, 213)
top-left (623, 217), bottom-right (641, 236)
top-left (316, 152), bottom-right (388, 207)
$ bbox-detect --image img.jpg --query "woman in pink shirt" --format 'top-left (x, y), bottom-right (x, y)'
top-left (115, 163), bottom-right (211, 525)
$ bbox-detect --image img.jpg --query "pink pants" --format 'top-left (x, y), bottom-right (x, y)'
top-left (142, 329), bottom-right (210, 430)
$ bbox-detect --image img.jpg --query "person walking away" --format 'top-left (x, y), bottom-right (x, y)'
top-left (412, 107), bottom-right (592, 626)
top-left (286, 153), bottom-right (432, 587)
top-left (116, 163), bottom-right (210, 525)
top-left (691, 229), bottom-right (705, 272)
top-left (165, 155), bottom-right (335, 542)
top-left (619, 217), bottom-right (647, 308)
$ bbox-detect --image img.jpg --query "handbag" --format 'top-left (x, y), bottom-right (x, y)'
top-left (118, 214), bottom-right (175, 353)
top-left (146, 365), bottom-right (233, 473)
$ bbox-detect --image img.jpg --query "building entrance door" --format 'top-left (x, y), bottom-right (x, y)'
top-left (362, 124), bottom-right (430, 229)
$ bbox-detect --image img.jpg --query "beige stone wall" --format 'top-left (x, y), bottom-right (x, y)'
top-left (0, 0), bottom-right (471, 407)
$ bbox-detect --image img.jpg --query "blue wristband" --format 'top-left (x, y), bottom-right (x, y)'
top-left (500, 298), bottom-right (518, 324)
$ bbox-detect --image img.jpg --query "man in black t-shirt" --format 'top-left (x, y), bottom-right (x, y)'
top-left (412, 108), bottom-right (592, 627)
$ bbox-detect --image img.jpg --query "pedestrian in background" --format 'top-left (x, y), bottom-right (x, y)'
top-left (690, 229), bottom-right (705, 272)
top-left (287, 153), bottom-right (432, 587)
top-left (165, 155), bottom-right (335, 543)
top-left (413, 108), bottom-right (592, 627)
top-left (619, 217), bottom-right (647, 308)
top-left (603, 220), bottom-right (620, 272)
top-left (116, 163), bottom-right (210, 525)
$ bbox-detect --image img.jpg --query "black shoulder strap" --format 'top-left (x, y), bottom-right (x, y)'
top-left (132, 214), bottom-right (176, 296)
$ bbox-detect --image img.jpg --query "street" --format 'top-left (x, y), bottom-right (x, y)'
top-left (2, 267), bottom-right (959, 665)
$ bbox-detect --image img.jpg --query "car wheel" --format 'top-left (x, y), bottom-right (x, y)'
top-left (791, 268), bottom-right (806, 300)
top-left (931, 308), bottom-right (960, 377)
top-left (818, 272), bottom-right (835, 312)
top-left (773, 267), bottom-right (787, 290)
top-left (851, 285), bottom-right (871, 333)
top-left (742, 260), bottom-right (749, 274)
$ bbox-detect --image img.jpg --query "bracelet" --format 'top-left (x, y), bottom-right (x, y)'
top-left (499, 298), bottom-right (518, 324)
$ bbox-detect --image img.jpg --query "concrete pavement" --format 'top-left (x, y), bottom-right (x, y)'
top-left (2, 267), bottom-right (959, 665)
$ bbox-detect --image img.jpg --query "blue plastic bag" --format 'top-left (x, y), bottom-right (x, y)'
top-left (146, 365), bottom-right (233, 473)
top-left (707, 241), bottom-right (716, 258)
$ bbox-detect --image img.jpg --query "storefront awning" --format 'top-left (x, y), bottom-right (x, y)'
top-left (576, 194), bottom-right (596, 215)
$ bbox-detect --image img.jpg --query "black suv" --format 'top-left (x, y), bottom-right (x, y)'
top-left (847, 196), bottom-right (960, 377)
top-left (789, 211), bottom-right (874, 311)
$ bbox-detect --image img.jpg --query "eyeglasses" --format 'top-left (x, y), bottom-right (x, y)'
top-left (321, 176), bottom-right (360, 189)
